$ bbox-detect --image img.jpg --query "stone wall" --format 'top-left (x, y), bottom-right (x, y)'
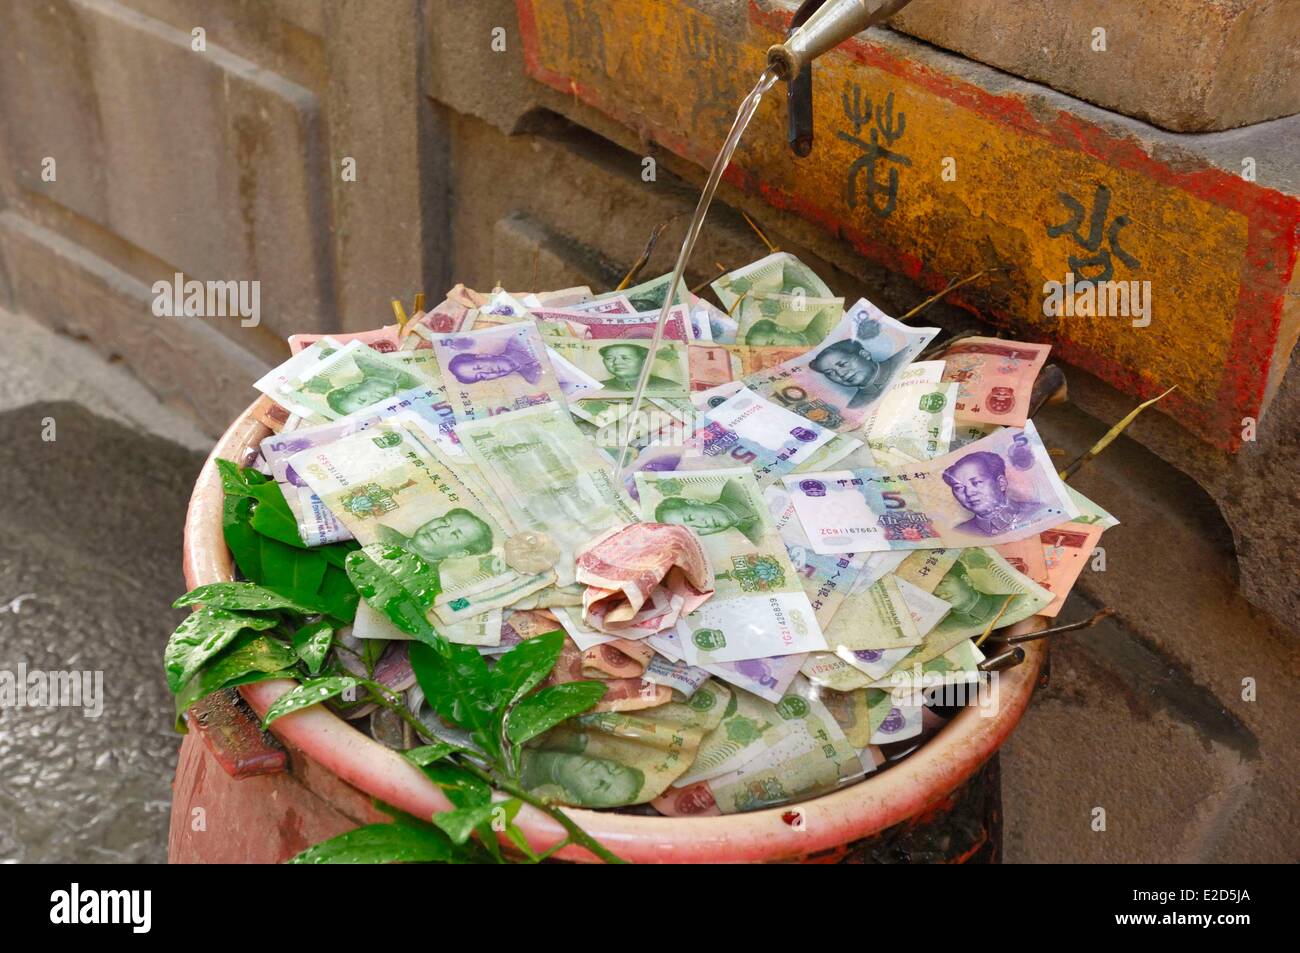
top-left (0, 0), bottom-right (1295, 861)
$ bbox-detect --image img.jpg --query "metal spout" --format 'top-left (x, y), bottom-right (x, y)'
top-left (767, 0), bottom-right (916, 80)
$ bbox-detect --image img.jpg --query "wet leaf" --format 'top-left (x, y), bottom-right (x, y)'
top-left (505, 682), bottom-right (608, 746)
top-left (344, 544), bottom-right (442, 644)
top-left (290, 618), bottom-right (334, 674)
top-left (261, 676), bottom-right (358, 728)
top-left (489, 629), bottom-right (565, 709)
top-left (164, 608), bottom-right (278, 694)
top-left (173, 582), bottom-right (319, 614)
top-left (285, 819), bottom-right (458, 865)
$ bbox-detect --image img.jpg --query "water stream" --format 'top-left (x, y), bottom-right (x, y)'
top-left (612, 68), bottom-right (780, 478)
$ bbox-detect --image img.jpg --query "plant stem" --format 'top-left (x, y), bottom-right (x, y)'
top-left (457, 760), bottom-right (628, 864)
top-left (358, 679), bottom-right (627, 864)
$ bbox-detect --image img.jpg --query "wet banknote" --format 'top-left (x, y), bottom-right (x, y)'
top-left (626, 386), bottom-right (855, 491)
top-left (587, 272), bottom-right (689, 314)
top-left (742, 300), bottom-right (939, 432)
top-left (271, 340), bottom-right (435, 422)
top-left (635, 467), bottom-right (826, 665)
top-left (520, 679), bottom-right (731, 807)
top-left (545, 635), bottom-right (670, 713)
top-left (353, 599), bottom-right (502, 647)
top-left (253, 340), bottom-right (334, 405)
top-left (865, 379), bottom-right (957, 469)
top-left (734, 293), bottom-right (843, 347)
top-left (288, 325), bottom-right (402, 355)
top-left (939, 336), bottom-right (1051, 426)
top-left (803, 567), bottom-right (952, 687)
top-left (706, 678), bottom-right (862, 814)
top-left (949, 420), bottom-right (1000, 452)
top-left (261, 386), bottom-right (462, 546)
top-left (544, 337), bottom-right (691, 399)
top-left (892, 547), bottom-right (959, 594)
top-left (567, 295), bottom-right (635, 315)
top-left (547, 346), bottom-right (604, 399)
top-left (871, 638), bottom-right (985, 692)
top-left (783, 420), bottom-right (1080, 553)
top-left (893, 547), bottom-right (1052, 666)
top-left (289, 415), bottom-right (551, 620)
top-left (822, 574), bottom-right (922, 655)
top-left (866, 688), bottom-right (924, 744)
top-left (691, 294), bottom-right (737, 344)
top-left (425, 322), bottom-right (564, 421)
top-left (711, 252), bottom-right (834, 313)
top-left (576, 523), bottom-right (715, 637)
top-left (648, 627), bottom-right (804, 703)
top-left (456, 402), bottom-right (639, 586)
top-left (687, 343), bottom-right (807, 392)
top-left (1036, 521), bottom-right (1105, 616)
top-left (530, 304), bottom-right (693, 342)
top-left (679, 675), bottom-right (852, 788)
top-left (641, 655), bottom-right (711, 699)
top-left (764, 484), bottom-right (865, 628)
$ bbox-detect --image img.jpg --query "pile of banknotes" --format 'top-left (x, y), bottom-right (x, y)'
top-left (247, 252), bottom-right (1117, 816)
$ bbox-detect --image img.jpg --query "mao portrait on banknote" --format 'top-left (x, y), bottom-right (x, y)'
top-left (745, 299), bottom-right (938, 432)
top-left (427, 322), bottom-right (564, 421)
top-left (784, 420), bottom-right (1080, 554)
top-left (289, 416), bottom-right (550, 620)
top-left (274, 340), bottom-right (430, 422)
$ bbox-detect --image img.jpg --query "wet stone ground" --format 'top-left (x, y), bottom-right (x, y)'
top-left (0, 402), bottom-right (205, 862)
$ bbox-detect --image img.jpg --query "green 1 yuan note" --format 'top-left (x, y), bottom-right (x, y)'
top-left (635, 468), bottom-right (827, 666)
top-left (289, 415), bottom-right (551, 622)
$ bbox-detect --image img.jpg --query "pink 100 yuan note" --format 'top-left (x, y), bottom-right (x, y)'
top-left (939, 336), bottom-right (1050, 426)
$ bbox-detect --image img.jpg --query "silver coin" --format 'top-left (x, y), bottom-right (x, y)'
top-left (503, 531), bottom-right (561, 574)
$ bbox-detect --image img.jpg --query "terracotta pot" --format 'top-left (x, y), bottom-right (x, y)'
top-left (175, 404), bottom-right (1046, 864)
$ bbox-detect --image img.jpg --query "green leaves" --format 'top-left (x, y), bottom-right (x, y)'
top-left (286, 818), bottom-right (460, 865)
top-left (489, 629), bottom-right (565, 709)
top-left (290, 619), bottom-right (334, 674)
top-left (173, 582), bottom-right (320, 614)
top-left (164, 607), bottom-right (278, 693)
top-left (215, 460), bottom-right (358, 623)
top-left (172, 633), bottom-right (297, 725)
top-left (408, 640), bottom-right (498, 758)
top-left (261, 676), bottom-right (359, 728)
top-left (505, 682), bottom-right (609, 746)
top-left (344, 544), bottom-right (442, 645)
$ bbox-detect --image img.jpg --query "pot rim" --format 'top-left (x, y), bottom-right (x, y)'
top-left (183, 404), bottom-right (1045, 863)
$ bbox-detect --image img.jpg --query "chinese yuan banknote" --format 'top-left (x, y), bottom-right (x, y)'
top-left (425, 322), bottom-right (564, 421)
top-left (938, 336), bottom-right (1051, 426)
top-left (862, 360), bottom-right (957, 468)
top-left (626, 386), bottom-right (860, 491)
top-left (530, 304), bottom-right (694, 342)
top-left (289, 415), bottom-right (551, 621)
top-left (733, 294), bottom-right (844, 347)
top-left (686, 343), bottom-right (807, 393)
top-left (260, 385), bottom-right (462, 546)
top-left (711, 251), bottom-right (835, 312)
top-left (634, 468), bottom-right (826, 666)
top-left (764, 484), bottom-right (865, 629)
top-left (544, 338), bottom-right (692, 399)
top-left (269, 340), bottom-right (433, 423)
top-left (705, 680), bottom-right (862, 814)
top-left (783, 420), bottom-right (1080, 554)
top-left (741, 299), bottom-right (939, 433)
top-left (455, 402), bottom-right (639, 587)
top-left (574, 523), bottom-right (715, 638)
